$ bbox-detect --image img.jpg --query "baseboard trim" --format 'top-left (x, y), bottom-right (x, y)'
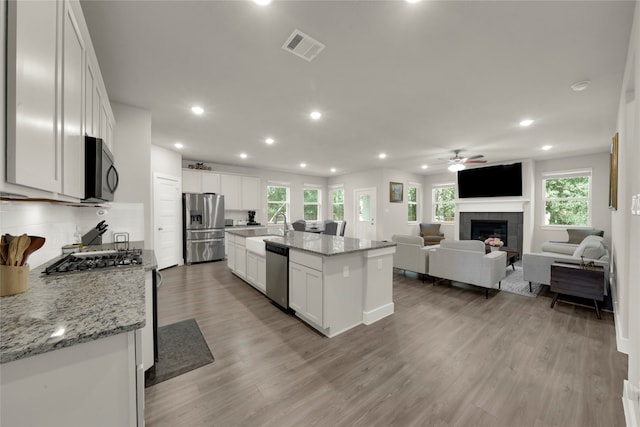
top-left (363, 303), bottom-right (394, 325)
top-left (623, 380), bottom-right (639, 427)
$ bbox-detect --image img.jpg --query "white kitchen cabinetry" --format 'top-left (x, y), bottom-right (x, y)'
top-left (226, 233), bottom-right (236, 270)
top-left (5, 0), bottom-right (115, 199)
top-left (6, 0), bottom-right (61, 193)
top-left (289, 260), bottom-right (323, 327)
top-left (220, 174), bottom-right (242, 210)
top-left (234, 236), bottom-right (247, 278)
top-left (182, 169), bottom-right (203, 193)
top-left (202, 172), bottom-right (221, 194)
top-left (241, 176), bottom-right (261, 210)
top-left (246, 251), bottom-right (266, 293)
top-left (0, 331), bottom-right (142, 427)
top-left (60, 0), bottom-right (85, 198)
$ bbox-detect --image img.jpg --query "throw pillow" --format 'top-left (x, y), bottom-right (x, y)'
top-left (566, 228), bottom-right (604, 244)
top-left (572, 235), bottom-right (607, 259)
top-left (420, 223), bottom-right (441, 236)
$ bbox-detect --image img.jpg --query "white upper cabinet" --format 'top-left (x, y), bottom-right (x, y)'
top-left (241, 176), bottom-right (260, 210)
top-left (202, 172), bottom-right (221, 194)
top-left (220, 174), bottom-right (242, 210)
top-left (6, 0), bottom-right (61, 193)
top-left (4, 0), bottom-right (114, 199)
top-left (182, 169), bottom-right (203, 193)
top-left (61, 1), bottom-right (85, 198)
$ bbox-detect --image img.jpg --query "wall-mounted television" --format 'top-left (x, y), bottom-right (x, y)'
top-left (457, 162), bottom-right (522, 198)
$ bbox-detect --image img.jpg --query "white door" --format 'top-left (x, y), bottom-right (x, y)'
top-left (355, 188), bottom-right (377, 241)
top-left (153, 173), bottom-right (182, 269)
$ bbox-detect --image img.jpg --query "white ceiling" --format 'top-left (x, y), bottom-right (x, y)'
top-left (80, 0), bottom-right (635, 177)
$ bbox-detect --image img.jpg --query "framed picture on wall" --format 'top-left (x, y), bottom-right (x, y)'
top-left (390, 182), bottom-right (403, 203)
top-left (609, 132), bottom-right (619, 211)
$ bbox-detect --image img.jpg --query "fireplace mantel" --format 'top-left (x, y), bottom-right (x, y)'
top-left (456, 199), bottom-right (530, 213)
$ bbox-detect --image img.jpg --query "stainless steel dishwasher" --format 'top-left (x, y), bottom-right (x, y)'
top-left (265, 242), bottom-right (289, 310)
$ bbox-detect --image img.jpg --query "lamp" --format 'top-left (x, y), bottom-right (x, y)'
top-left (448, 163), bottom-right (465, 172)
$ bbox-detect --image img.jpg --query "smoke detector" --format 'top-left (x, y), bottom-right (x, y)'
top-left (282, 29), bottom-right (325, 62)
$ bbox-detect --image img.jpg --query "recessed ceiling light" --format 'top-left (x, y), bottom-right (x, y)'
top-left (191, 106), bottom-right (204, 115)
top-left (300, 163), bottom-right (307, 168)
top-left (253, 0), bottom-right (271, 5)
top-left (519, 119), bottom-right (534, 127)
top-left (240, 153), bottom-right (248, 159)
top-left (265, 137), bottom-right (274, 145)
top-left (448, 163), bottom-right (465, 172)
top-left (406, 0), bottom-right (421, 3)
top-left (571, 80), bottom-right (590, 92)
top-left (310, 111), bottom-right (322, 120)
top-left (174, 142), bottom-right (183, 149)
top-left (378, 153), bottom-right (387, 159)
top-left (330, 168), bottom-right (336, 173)
top-left (421, 165), bottom-right (428, 169)
top-left (542, 145), bottom-right (552, 151)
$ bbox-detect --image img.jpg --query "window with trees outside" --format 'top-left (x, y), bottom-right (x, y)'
top-left (408, 183), bottom-right (421, 222)
top-left (303, 188), bottom-right (321, 221)
top-left (267, 185), bottom-right (289, 223)
top-left (542, 171), bottom-right (591, 226)
top-left (432, 184), bottom-right (456, 222)
top-left (331, 187), bottom-right (344, 221)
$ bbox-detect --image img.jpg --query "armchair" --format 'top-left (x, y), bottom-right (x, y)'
top-left (428, 239), bottom-right (506, 298)
top-left (391, 235), bottom-right (432, 281)
top-left (419, 223), bottom-right (445, 246)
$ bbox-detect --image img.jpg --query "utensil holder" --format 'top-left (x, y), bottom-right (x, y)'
top-left (0, 264), bottom-right (30, 297)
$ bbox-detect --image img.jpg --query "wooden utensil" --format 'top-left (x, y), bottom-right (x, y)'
top-left (20, 236), bottom-right (45, 266)
top-left (0, 235), bottom-right (6, 265)
top-left (6, 238), bottom-right (18, 266)
top-left (14, 235), bottom-right (31, 267)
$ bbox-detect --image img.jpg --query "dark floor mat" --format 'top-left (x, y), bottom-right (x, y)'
top-left (145, 319), bottom-right (214, 387)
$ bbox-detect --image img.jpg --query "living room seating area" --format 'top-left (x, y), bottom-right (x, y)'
top-left (419, 223), bottom-right (445, 246)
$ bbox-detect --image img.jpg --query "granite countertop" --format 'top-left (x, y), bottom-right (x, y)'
top-left (0, 246), bottom-right (155, 364)
top-left (226, 228), bottom-right (285, 238)
top-left (262, 231), bottom-right (396, 257)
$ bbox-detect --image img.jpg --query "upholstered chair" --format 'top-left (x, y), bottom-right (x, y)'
top-left (419, 223), bottom-right (445, 246)
top-left (292, 220), bottom-right (306, 231)
top-left (323, 221), bottom-right (339, 235)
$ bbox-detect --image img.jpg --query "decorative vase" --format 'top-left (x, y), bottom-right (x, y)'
top-left (490, 246), bottom-right (499, 252)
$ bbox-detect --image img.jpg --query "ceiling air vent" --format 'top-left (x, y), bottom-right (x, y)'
top-left (282, 29), bottom-right (325, 62)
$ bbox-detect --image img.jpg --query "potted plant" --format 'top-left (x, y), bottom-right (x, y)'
top-left (484, 237), bottom-right (504, 252)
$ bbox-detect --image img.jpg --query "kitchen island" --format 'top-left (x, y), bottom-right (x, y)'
top-left (226, 229), bottom-right (396, 337)
top-left (0, 248), bottom-right (156, 427)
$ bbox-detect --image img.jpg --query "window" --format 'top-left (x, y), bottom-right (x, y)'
top-left (331, 187), bottom-right (344, 221)
top-left (267, 185), bottom-right (289, 223)
top-left (408, 183), bottom-right (421, 222)
top-left (542, 170), bottom-right (591, 226)
top-left (432, 184), bottom-right (456, 222)
top-left (303, 188), bottom-right (321, 221)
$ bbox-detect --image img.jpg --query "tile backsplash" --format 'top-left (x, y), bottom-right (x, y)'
top-left (0, 201), bottom-right (144, 270)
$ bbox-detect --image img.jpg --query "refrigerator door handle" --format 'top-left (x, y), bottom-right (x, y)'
top-left (189, 238), bottom-right (224, 244)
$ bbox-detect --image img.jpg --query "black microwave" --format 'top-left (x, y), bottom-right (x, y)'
top-left (83, 136), bottom-right (119, 202)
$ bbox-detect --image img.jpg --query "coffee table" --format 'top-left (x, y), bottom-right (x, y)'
top-left (485, 248), bottom-right (519, 270)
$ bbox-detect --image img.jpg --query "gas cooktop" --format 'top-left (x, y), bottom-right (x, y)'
top-left (44, 249), bottom-right (144, 275)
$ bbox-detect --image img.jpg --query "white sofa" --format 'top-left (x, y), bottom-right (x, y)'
top-left (428, 239), bottom-right (507, 298)
top-left (523, 235), bottom-right (610, 292)
top-left (391, 235), bottom-right (432, 280)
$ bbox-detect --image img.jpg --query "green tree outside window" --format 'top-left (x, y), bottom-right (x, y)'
top-left (433, 185), bottom-right (455, 222)
top-left (304, 189), bottom-right (320, 221)
top-left (408, 185), bottom-right (418, 222)
top-left (331, 188), bottom-right (344, 221)
top-left (267, 185), bottom-right (289, 222)
top-left (543, 175), bottom-right (590, 226)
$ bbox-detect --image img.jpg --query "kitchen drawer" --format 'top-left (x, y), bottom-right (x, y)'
top-left (290, 250), bottom-right (322, 272)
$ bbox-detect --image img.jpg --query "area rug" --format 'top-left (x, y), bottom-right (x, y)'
top-left (145, 319), bottom-right (214, 387)
top-left (498, 266), bottom-right (542, 297)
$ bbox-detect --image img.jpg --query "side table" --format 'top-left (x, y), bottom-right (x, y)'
top-left (550, 262), bottom-right (605, 319)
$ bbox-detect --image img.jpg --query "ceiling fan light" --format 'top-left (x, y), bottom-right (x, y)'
top-left (448, 163), bottom-right (465, 172)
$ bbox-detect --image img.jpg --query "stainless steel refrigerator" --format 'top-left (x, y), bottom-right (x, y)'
top-left (183, 193), bottom-right (225, 264)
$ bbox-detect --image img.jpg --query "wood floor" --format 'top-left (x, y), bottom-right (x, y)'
top-left (146, 262), bottom-right (627, 427)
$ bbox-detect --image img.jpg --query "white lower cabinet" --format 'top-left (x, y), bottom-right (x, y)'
top-left (234, 236), bottom-right (246, 278)
top-left (0, 331), bottom-right (142, 426)
top-left (226, 235), bottom-right (235, 270)
top-left (246, 251), bottom-right (266, 293)
top-left (289, 260), bottom-right (323, 328)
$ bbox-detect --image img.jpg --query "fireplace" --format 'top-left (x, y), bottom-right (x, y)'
top-left (471, 220), bottom-right (508, 246)
top-left (459, 212), bottom-right (524, 254)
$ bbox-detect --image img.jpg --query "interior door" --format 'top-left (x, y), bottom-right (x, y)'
top-left (153, 173), bottom-right (182, 269)
top-left (355, 188), bottom-right (377, 241)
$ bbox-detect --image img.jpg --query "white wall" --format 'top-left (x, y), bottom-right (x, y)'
top-left (182, 160), bottom-right (327, 226)
top-left (152, 145), bottom-right (182, 178)
top-left (532, 153), bottom-right (612, 251)
top-left (112, 103), bottom-right (152, 249)
top-left (613, 4), bottom-right (640, 424)
top-left (381, 168), bottom-right (427, 240)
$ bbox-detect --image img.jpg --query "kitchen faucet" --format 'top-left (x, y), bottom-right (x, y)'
top-left (276, 212), bottom-right (289, 235)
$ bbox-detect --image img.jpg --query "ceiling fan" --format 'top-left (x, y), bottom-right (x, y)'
top-left (439, 149), bottom-right (487, 172)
